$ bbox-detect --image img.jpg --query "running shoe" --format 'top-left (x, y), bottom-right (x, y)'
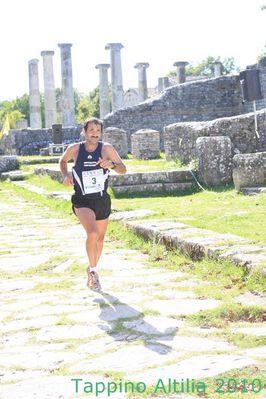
top-left (87, 269), bottom-right (102, 291)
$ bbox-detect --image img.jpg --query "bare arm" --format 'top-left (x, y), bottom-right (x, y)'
top-left (59, 143), bottom-right (79, 185)
top-left (98, 144), bottom-right (127, 175)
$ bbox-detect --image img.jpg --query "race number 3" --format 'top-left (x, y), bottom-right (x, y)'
top-left (82, 169), bottom-right (105, 194)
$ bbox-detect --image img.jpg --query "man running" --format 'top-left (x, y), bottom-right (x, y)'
top-left (59, 117), bottom-right (127, 291)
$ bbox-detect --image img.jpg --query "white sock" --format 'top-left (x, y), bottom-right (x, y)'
top-left (90, 266), bottom-right (98, 273)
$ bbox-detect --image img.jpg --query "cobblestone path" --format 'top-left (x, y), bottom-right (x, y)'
top-left (0, 187), bottom-right (265, 399)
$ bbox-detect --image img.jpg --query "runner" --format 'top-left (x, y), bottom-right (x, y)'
top-left (59, 117), bottom-right (127, 291)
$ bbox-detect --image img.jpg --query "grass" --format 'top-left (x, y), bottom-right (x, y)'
top-left (29, 280), bottom-right (73, 292)
top-left (108, 221), bottom-right (266, 295)
top-left (220, 332), bottom-right (266, 349)
top-left (21, 173), bottom-right (72, 193)
top-left (197, 366), bottom-right (266, 399)
top-left (122, 152), bottom-right (185, 172)
top-left (111, 187), bottom-right (266, 245)
top-left (11, 161), bottom-right (266, 245)
top-left (17, 155), bottom-right (61, 164)
top-left (20, 255), bottom-right (70, 276)
top-left (186, 302), bottom-right (266, 329)
top-left (127, 365), bottom-right (266, 399)
top-left (18, 152), bottom-right (185, 174)
top-left (56, 314), bottom-right (76, 326)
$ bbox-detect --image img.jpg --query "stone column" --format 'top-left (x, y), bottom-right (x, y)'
top-left (105, 43), bottom-right (124, 112)
top-left (28, 59), bottom-right (42, 129)
top-left (58, 43), bottom-right (75, 126)
top-left (213, 61), bottom-right (223, 77)
top-left (41, 51), bottom-right (57, 128)
top-left (158, 77), bottom-right (170, 93)
top-left (95, 64), bottom-right (110, 118)
top-left (173, 62), bottom-right (188, 84)
top-left (134, 62), bottom-right (149, 102)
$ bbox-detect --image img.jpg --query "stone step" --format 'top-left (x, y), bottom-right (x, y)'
top-left (0, 171), bottom-right (33, 181)
top-left (110, 170), bottom-right (194, 186)
top-left (112, 182), bottom-right (193, 194)
top-left (123, 218), bottom-right (266, 273)
top-left (241, 186), bottom-right (266, 195)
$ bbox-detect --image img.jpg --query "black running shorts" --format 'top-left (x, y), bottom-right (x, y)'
top-left (71, 193), bottom-right (111, 220)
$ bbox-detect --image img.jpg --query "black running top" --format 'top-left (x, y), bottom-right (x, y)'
top-left (72, 142), bottom-right (109, 198)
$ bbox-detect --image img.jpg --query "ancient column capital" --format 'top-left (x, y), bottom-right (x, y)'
top-left (58, 43), bottom-right (73, 49)
top-left (95, 64), bottom-right (110, 70)
top-left (28, 59), bottom-right (39, 65)
top-left (213, 61), bottom-right (223, 77)
top-left (41, 50), bottom-right (55, 57)
top-left (134, 62), bottom-right (149, 69)
top-left (213, 61), bottom-right (223, 66)
top-left (105, 43), bottom-right (123, 51)
top-left (173, 61), bottom-right (189, 67)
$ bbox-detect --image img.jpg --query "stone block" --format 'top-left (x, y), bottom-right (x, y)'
top-left (102, 127), bottom-right (128, 157)
top-left (131, 129), bottom-right (160, 159)
top-left (233, 152), bottom-right (265, 191)
top-left (0, 156), bottom-right (18, 173)
top-left (164, 121), bottom-right (208, 163)
top-left (196, 136), bottom-right (232, 186)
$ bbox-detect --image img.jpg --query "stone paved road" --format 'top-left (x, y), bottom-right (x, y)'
top-left (0, 187), bottom-right (265, 399)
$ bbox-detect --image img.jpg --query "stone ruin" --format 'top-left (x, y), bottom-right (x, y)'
top-left (1, 41), bottom-right (266, 192)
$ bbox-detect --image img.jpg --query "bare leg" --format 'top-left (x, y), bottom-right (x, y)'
top-left (74, 207), bottom-right (98, 267)
top-left (74, 208), bottom-right (109, 290)
top-left (95, 218), bottom-right (109, 264)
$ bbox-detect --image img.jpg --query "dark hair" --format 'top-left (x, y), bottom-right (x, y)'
top-left (83, 117), bottom-right (103, 133)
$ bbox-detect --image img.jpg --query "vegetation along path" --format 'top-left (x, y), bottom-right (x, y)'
top-left (0, 182), bottom-right (265, 399)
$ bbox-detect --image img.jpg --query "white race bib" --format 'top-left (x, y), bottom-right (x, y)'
top-left (82, 169), bottom-right (105, 194)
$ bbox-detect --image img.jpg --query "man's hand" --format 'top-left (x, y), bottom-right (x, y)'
top-left (63, 173), bottom-right (74, 186)
top-left (97, 157), bottom-right (114, 169)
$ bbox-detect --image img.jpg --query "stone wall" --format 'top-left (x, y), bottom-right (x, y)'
top-left (1, 126), bottom-right (82, 156)
top-left (164, 108), bottom-right (266, 163)
top-left (103, 76), bottom-right (244, 145)
top-left (103, 60), bottom-right (266, 151)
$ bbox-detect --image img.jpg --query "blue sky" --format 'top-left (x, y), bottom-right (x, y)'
top-left (0, 0), bottom-right (265, 100)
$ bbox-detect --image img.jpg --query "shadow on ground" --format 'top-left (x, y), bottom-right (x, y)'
top-left (93, 292), bottom-right (178, 355)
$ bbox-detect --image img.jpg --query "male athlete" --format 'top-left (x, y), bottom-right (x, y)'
top-left (59, 117), bottom-right (127, 291)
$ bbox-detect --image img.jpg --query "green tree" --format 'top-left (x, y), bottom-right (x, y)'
top-left (257, 45), bottom-right (266, 60)
top-left (14, 94), bottom-right (29, 123)
top-left (0, 99), bottom-right (25, 129)
top-left (0, 86), bottom-right (101, 129)
top-left (75, 87), bottom-right (100, 123)
top-left (168, 56), bottom-right (239, 78)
